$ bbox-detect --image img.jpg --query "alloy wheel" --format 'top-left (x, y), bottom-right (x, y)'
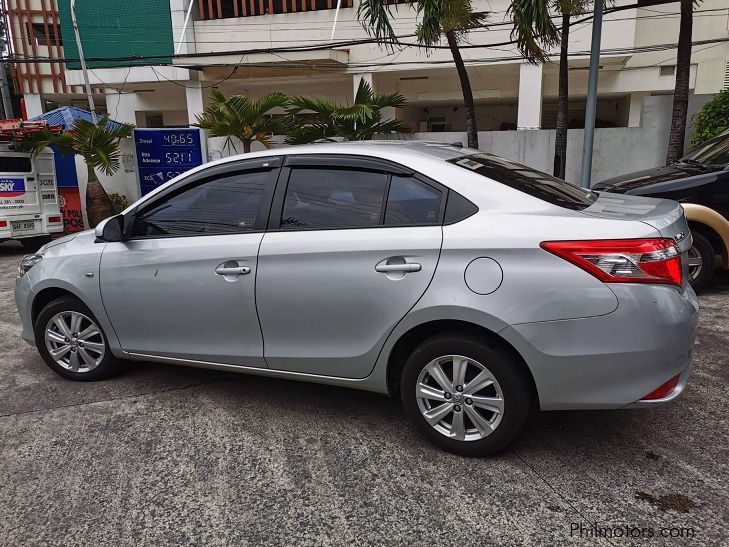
top-left (687, 245), bottom-right (703, 283)
top-left (416, 355), bottom-right (504, 441)
top-left (44, 311), bottom-right (106, 373)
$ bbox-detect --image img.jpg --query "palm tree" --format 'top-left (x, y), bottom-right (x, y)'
top-left (22, 116), bottom-right (134, 228)
top-left (194, 88), bottom-right (289, 154)
top-left (666, 0), bottom-right (695, 164)
top-left (358, 0), bottom-right (559, 150)
top-left (285, 79), bottom-right (412, 144)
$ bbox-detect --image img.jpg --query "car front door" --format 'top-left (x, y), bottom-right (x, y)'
top-left (100, 158), bottom-right (280, 366)
top-left (256, 155), bottom-right (445, 379)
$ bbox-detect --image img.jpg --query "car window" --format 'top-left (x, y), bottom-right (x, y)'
top-left (448, 153), bottom-right (597, 211)
top-left (280, 168), bottom-right (388, 229)
top-left (132, 170), bottom-right (269, 237)
top-left (685, 134), bottom-right (729, 166)
top-left (384, 176), bottom-right (442, 225)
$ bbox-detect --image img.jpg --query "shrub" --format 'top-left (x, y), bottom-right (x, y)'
top-left (690, 90), bottom-right (729, 148)
top-left (109, 193), bottom-right (129, 215)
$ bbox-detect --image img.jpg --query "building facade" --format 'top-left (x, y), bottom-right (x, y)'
top-left (3, 0), bottom-right (729, 183)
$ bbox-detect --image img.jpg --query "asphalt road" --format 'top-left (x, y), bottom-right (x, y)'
top-left (0, 241), bottom-right (727, 547)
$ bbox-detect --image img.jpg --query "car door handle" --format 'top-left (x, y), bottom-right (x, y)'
top-left (375, 263), bottom-right (421, 273)
top-left (215, 264), bottom-right (251, 276)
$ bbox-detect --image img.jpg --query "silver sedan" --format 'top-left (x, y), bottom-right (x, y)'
top-left (15, 142), bottom-right (698, 455)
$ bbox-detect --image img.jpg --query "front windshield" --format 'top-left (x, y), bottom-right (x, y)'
top-left (684, 133), bottom-right (729, 166)
top-left (448, 153), bottom-right (597, 211)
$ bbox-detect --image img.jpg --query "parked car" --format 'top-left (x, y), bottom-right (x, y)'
top-left (594, 129), bottom-right (729, 290)
top-left (15, 142), bottom-right (698, 456)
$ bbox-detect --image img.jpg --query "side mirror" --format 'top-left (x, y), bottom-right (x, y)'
top-left (95, 214), bottom-right (126, 242)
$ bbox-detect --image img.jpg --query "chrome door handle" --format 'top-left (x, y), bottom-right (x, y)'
top-left (215, 265), bottom-right (251, 276)
top-left (375, 263), bottom-right (421, 273)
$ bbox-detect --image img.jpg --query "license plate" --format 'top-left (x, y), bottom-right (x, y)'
top-left (11, 220), bottom-right (35, 231)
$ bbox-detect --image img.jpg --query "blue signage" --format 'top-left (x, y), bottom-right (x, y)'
top-left (134, 128), bottom-right (206, 196)
top-left (0, 177), bottom-right (25, 197)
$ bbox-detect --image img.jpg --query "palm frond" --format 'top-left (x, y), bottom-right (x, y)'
top-left (508, 0), bottom-right (560, 63)
top-left (357, 0), bottom-right (405, 49)
top-left (285, 123), bottom-right (336, 145)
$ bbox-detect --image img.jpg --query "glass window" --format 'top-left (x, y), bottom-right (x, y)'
top-left (448, 153), bottom-right (597, 211)
top-left (281, 168), bottom-right (388, 229)
top-left (684, 133), bottom-right (729, 166)
top-left (132, 170), bottom-right (269, 237)
top-left (385, 176), bottom-right (442, 225)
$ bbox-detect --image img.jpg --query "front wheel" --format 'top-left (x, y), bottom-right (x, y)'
top-left (401, 334), bottom-right (531, 456)
top-left (34, 296), bottom-right (121, 381)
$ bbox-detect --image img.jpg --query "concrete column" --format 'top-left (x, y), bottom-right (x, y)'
top-left (186, 81), bottom-right (205, 126)
top-left (170, 0), bottom-right (196, 55)
top-left (352, 73), bottom-right (373, 99)
top-left (23, 93), bottom-right (44, 118)
top-left (106, 92), bottom-right (139, 125)
top-left (517, 63), bottom-right (543, 130)
top-left (628, 92), bottom-right (649, 128)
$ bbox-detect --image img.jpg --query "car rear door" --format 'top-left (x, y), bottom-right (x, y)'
top-left (256, 155), bottom-right (445, 379)
top-left (100, 157), bottom-right (280, 366)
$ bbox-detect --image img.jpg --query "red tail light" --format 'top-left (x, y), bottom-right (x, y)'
top-left (540, 239), bottom-right (683, 287)
top-left (641, 374), bottom-right (680, 400)
top-left (47, 215), bottom-right (62, 223)
top-left (0, 220), bottom-right (7, 228)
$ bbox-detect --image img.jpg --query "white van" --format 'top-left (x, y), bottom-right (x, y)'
top-left (0, 145), bottom-right (64, 249)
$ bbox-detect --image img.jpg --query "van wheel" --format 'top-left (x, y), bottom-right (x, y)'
top-left (34, 296), bottom-right (121, 381)
top-left (401, 334), bottom-right (530, 456)
top-left (21, 236), bottom-right (52, 251)
top-left (687, 231), bottom-right (716, 291)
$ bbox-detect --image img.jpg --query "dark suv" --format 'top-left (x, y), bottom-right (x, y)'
top-left (595, 130), bottom-right (729, 290)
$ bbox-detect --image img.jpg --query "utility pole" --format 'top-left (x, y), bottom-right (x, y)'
top-left (579, 0), bottom-right (604, 189)
top-left (0, 8), bottom-right (14, 119)
top-left (70, 0), bottom-right (96, 123)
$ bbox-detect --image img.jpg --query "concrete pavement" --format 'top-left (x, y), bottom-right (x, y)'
top-left (1, 241), bottom-right (727, 546)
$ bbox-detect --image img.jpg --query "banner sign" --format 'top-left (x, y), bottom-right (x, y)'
top-left (134, 128), bottom-right (206, 196)
top-left (52, 148), bottom-right (79, 188)
top-left (59, 187), bottom-right (85, 233)
top-left (0, 177), bottom-right (25, 197)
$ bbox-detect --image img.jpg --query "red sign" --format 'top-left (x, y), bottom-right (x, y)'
top-left (59, 188), bottom-right (85, 233)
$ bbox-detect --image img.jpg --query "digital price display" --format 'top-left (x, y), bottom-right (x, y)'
top-left (134, 129), bottom-right (206, 196)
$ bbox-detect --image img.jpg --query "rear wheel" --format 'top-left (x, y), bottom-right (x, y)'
top-left (34, 296), bottom-right (121, 381)
top-left (687, 231), bottom-right (716, 291)
top-left (20, 236), bottom-right (52, 251)
top-left (401, 334), bottom-right (531, 456)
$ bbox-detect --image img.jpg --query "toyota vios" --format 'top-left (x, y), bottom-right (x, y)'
top-left (15, 142), bottom-right (698, 456)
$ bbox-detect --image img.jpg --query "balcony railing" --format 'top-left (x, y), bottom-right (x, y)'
top-left (198, 0), bottom-right (356, 20)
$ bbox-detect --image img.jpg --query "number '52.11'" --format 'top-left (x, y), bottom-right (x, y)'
top-left (164, 152), bottom-right (193, 164)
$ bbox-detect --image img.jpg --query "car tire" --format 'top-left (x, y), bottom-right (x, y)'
top-left (34, 296), bottom-right (121, 381)
top-left (401, 333), bottom-right (531, 456)
top-left (688, 231), bottom-right (716, 291)
top-left (20, 236), bottom-right (52, 251)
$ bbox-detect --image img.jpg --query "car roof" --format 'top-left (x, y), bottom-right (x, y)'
top-left (208, 140), bottom-right (476, 167)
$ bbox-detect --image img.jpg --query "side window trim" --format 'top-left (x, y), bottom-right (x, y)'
top-left (128, 161), bottom-right (282, 240)
top-left (267, 156), bottom-right (449, 232)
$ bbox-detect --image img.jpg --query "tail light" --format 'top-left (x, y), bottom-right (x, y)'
top-left (47, 215), bottom-right (62, 223)
top-left (540, 239), bottom-right (682, 287)
top-left (641, 374), bottom-right (680, 400)
top-left (0, 220), bottom-right (7, 228)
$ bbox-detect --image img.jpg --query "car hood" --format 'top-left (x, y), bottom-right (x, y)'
top-left (594, 163), bottom-right (710, 192)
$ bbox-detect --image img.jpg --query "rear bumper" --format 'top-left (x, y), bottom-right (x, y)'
top-left (0, 214), bottom-right (64, 240)
top-left (501, 284), bottom-right (699, 410)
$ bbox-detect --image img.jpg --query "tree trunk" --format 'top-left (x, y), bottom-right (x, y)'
top-left (85, 163), bottom-right (114, 229)
top-left (446, 31), bottom-right (478, 150)
top-left (666, 0), bottom-right (693, 164)
top-left (243, 140), bottom-right (252, 153)
top-left (553, 12), bottom-right (570, 179)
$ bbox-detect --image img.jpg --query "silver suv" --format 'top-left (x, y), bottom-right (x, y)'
top-left (15, 142), bottom-right (698, 456)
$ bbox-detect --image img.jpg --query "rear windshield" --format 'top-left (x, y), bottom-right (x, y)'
top-left (448, 153), bottom-right (597, 211)
top-left (0, 155), bottom-right (32, 173)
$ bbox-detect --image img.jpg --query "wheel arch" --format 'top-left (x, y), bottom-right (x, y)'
top-left (31, 286), bottom-right (83, 326)
top-left (682, 203), bottom-right (729, 268)
top-left (385, 319), bottom-right (539, 405)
